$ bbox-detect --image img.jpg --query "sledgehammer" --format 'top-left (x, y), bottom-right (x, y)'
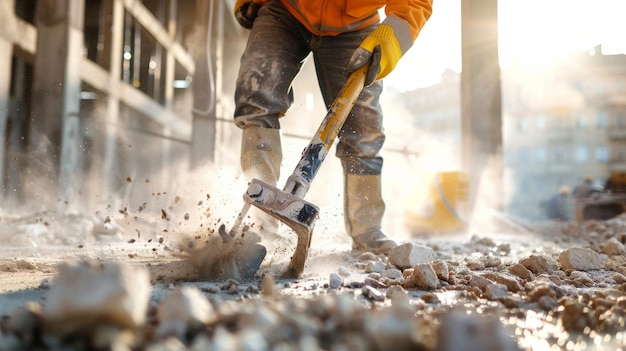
top-left (219, 64), bottom-right (368, 279)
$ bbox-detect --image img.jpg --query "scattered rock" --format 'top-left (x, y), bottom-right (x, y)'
top-left (365, 260), bottom-right (386, 273)
top-left (519, 255), bottom-right (558, 274)
top-left (508, 263), bottom-right (533, 280)
top-left (380, 268), bottom-right (403, 280)
top-left (602, 237), bottom-right (626, 256)
top-left (558, 247), bottom-right (604, 271)
top-left (485, 283), bottom-right (508, 300)
top-left (409, 263), bottom-right (439, 290)
top-left (42, 262), bottom-right (151, 332)
top-left (388, 243), bottom-right (434, 269)
top-left (329, 273), bottom-right (343, 289)
top-left (156, 286), bottom-right (216, 339)
top-left (432, 260), bottom-right (450, 281)
top-left (436, 306), bottom-right (522, 351)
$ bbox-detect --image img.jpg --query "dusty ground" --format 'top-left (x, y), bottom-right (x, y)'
top-left (1, 201), bottom-right (626, 350)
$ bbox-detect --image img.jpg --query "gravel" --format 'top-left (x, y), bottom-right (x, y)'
top-left (1, 208), bottom-right (626, 350)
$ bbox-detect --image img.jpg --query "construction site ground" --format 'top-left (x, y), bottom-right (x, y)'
top-left (1, 202), bottom-right (626, 350)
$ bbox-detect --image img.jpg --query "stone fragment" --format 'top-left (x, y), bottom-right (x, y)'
top-left (261, 275), bottom-right (276, 296)
top-left (468, 274), bottom-right (493, 291)
top-left (612, 273), bottom-right (626, 284)
top-left (364, 277), bottom-right (387, 289)
top-left (537, 295), bottom-right (558, 311)
top-left (237, 329), bottom-right (270, 351)
top-left (385, 285), bottom-right (407, 299)
top-left (437, 306), bottom-right (522, 351)
top-left (482, 257), bottom-right (502, 268)
top-left (508, 263), bottom-right (533, 280)
top-left (361, 285), bottom-right (385, 302)
top-left (380, 268), bottom-right (403, 280)
top-left (519, 255), bottom-right (558, 274)
top-left (388, 243), bottom-right (434, 269)
top-left (432, 260), bottom-right (449, 281)
top-left (527, 283), bottom-right (557, 302)
top-left (466, 260), bottom-right (485, 270)
top-left (329, 273), bottom-right (344, 289)
top-left (602, 237), bottom-right (626, 256)
top-left (482, 272), bottom-right (523, 292)
top-left (358, 252), bottom-right (380, 262)
top-left (485, 283), bottom-right (508, 300)
top-left (42, 262), bottom-right (151, 331)
top-left (337, 266), bottom-right (350, 277)
top-left (365, 261), bottom-right (386, 273)
top-left (410, 263), bottom-right (439, 290)
top-left (365, 293), bottom-right (420, 350)
top-left (156, 286), bottom-right (216, 338)
top-left (558, 247), bottom-right (604, 271)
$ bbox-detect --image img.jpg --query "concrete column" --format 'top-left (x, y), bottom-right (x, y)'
top-left (30, 0), bottom-right (85, 208)
top-left (0, 0), bottom-right (16, 200)
top-left (104, 0), bottom-right (124, 198)
top-left (461, 0), bottom-right (503, 217)
top-left (0, 40), bottom-right (11, 196)
top-left (190, 0), bottom-right (220, 168)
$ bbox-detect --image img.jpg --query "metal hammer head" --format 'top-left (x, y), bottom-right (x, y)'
top-left (243, 178), bottom-right (319, 278)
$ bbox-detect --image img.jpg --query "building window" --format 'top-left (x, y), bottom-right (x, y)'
top-left (535, 147), bottom-right (547, 162)
top-left (596, 111), bottom-right (608, 128)
top-left (575, 114), bottom-right (586, 129)
top-left (595, 146), bottom-right (609, 162)
top-left (575, 144), bottom-right (588, 163)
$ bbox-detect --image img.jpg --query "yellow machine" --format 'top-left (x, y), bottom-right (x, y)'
top-left (575, 172), bottom-right (626, 221)
top-left (404, 171), bottom-right (469, 235)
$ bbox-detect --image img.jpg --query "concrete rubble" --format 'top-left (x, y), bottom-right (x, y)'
top-left (1, 211), bottom-right (626, 350)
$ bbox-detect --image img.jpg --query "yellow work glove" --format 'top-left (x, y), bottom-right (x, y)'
top-left (347, 15), bottom-right (412, 86)
top-left (234, 0), bottom-right (262, 29)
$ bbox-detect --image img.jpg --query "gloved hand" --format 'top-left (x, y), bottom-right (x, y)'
top-left (234, 0), bottom-right (261, 29)
top-left (347, 16), bottom-right (411, 86)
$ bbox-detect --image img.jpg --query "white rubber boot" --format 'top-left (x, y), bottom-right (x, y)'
top-left (241, 126), bottom-right (282, 235)
top-left (344, 173), bottom-right (397, 254)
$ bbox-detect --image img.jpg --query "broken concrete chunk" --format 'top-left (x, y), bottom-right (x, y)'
top-left (602, 237), bottom-right (626, 256)
top-left (468, 274), bottom-right (493, 292)
top-left (361, 285), bottom-right (385, 302)
top-left (519, 255), bottom-right (558, 274)
top-left (365, 261), bottom-right (386, 273)
top-left (380, 268), bottom-right (403, 280)
top-left (558, 247), bottom-right (604, 271)
top-left (410, 263), bottom-right (439, 290)
top-left (365, 294), bottom-right (419, 350)
top-left (508, 263), bottom-right (534, 280)
top-left (485, 283), bottom-right (508, 300)
top-left (466, 260), bottom-right (485, 270)
top-left (482, 272), bottom-right (523, 292)
top-left (156, 286), bottom-right (216, 338)
top-left (42, 262), bottom-right (151, 330)
top-left (329, 273), bottom-right (344, 289)
top-left (437, 306), bottom-right (522, 351)
top-left (388, 243), bottom-right (434, 269)
top-left (431, 260), bottom-right (449, 281)
top-left (337, 266), bottom-right (350, 277)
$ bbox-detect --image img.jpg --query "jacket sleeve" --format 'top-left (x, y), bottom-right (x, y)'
top-left (384, 0), bottom-right (433, 53)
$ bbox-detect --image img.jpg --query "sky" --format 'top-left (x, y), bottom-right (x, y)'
top-left (384, 0), bottom-right (626, 92)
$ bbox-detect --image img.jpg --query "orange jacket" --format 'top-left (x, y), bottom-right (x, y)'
top-left (277, 0), bottom-right (433, 41)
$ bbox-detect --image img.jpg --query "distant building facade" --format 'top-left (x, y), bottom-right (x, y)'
top-left (399, 47), bottom-right (626, 220)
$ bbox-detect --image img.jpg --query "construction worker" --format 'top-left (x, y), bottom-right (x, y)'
top-left (233, 0), bottom-right (433, 254)
top-left (572, 176), bottom-right (594, 199)
top-left (545, 185), bottom-right (572, 221)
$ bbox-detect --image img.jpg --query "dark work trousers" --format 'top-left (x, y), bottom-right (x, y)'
top-left (233, 1), bottom-right (386, 176)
